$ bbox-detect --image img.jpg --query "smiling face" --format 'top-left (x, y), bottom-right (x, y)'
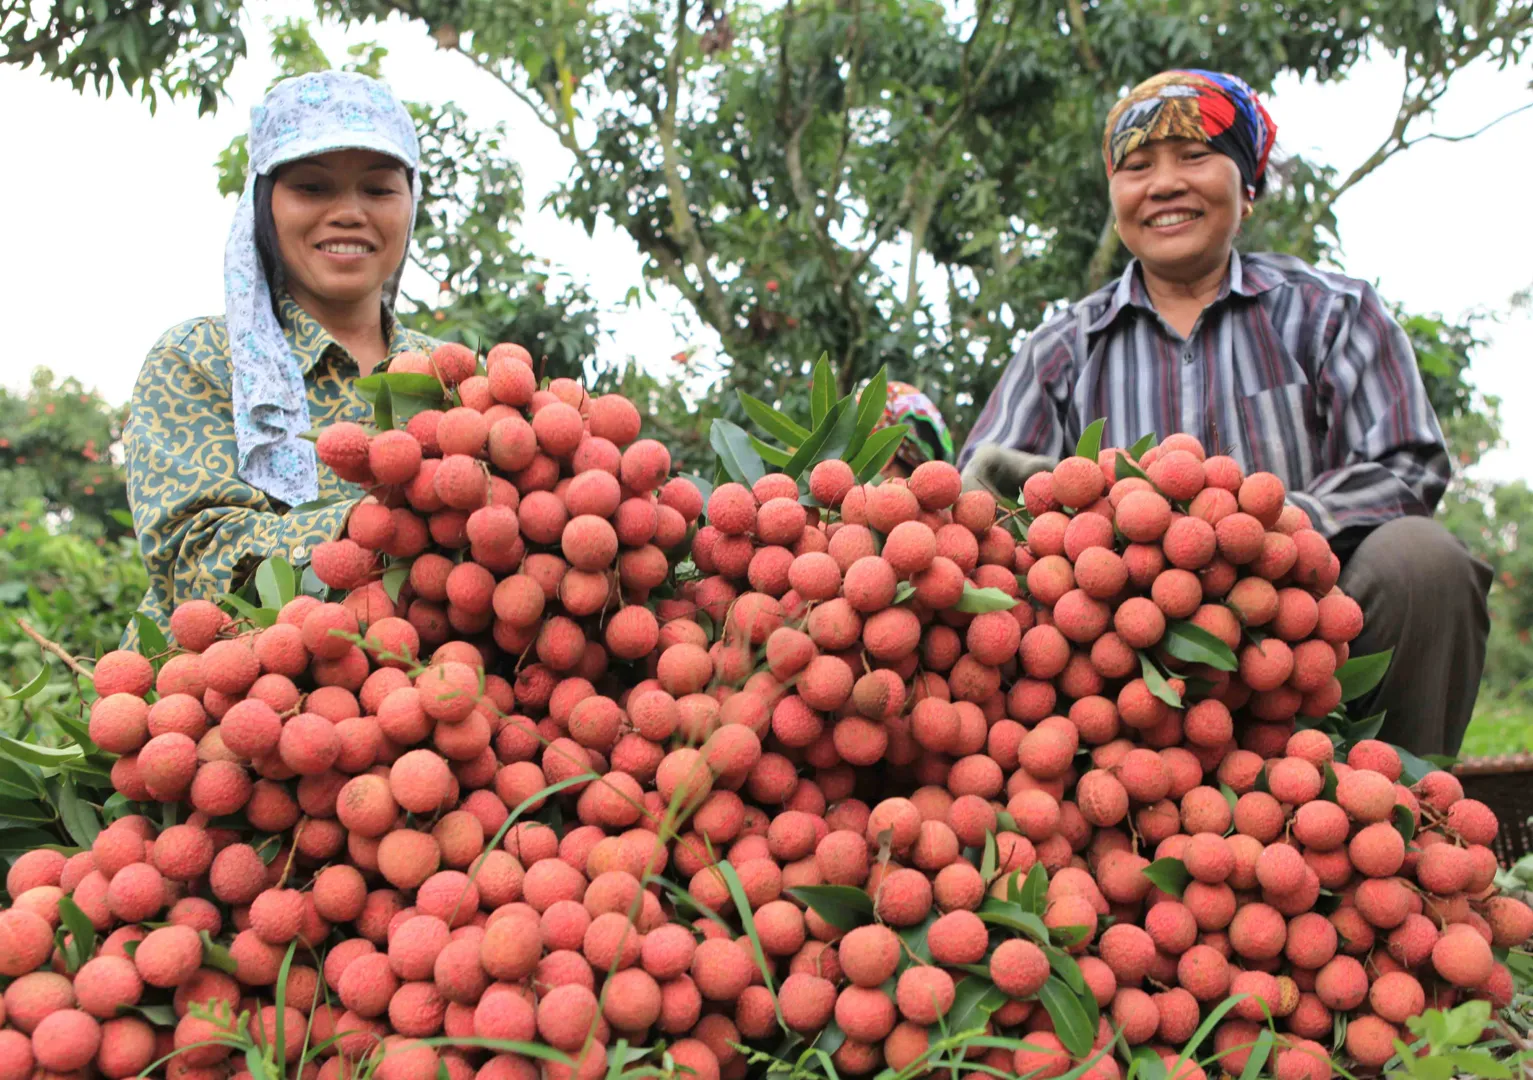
top-left (1109, 138), bottom-right (1248, 286)
top-left (268, 149), bottom-right (413, 312)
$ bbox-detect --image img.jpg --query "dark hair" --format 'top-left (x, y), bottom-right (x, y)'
top-left (251, 163), bottom-right (416, 316)
top-left (253, 173), bottom-right (284, 318)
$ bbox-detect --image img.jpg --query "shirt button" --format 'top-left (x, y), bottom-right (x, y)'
top-left (1182, 351), bottom-right (1194, 364)
top-left (293, 545), bottom-right (307, 560)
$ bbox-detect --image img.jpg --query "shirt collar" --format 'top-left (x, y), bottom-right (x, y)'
top-left (1085, 249), bottom-right (1281, 336)
top-left (277, 294), bottom-right (408, 376)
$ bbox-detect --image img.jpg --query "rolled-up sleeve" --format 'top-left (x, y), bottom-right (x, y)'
top-left (958, 325), bottom-right (1078, 469)
top-left (124, 322), bottom-right (353, 644)
top-left (1286, 283), bottom-right (1451, 542)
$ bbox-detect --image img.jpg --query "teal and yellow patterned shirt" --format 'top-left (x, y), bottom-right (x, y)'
top-left (124, 296), bottom-right (436, 647)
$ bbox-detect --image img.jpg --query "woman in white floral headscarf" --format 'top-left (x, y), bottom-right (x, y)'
top-left (124, 70), bottom-right (439, 640)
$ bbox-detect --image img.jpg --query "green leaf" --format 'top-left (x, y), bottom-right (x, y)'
top-left (0, 734), bottom-right (83, 766)
top-left (1392, 745), bottom-right (1442, 786)
top-left (382, 567), bottom-right (410, 604)
top-left (810, 354), bottom-right (834, 428)
top-left (0, 758), bottom-right (43, 800)
top-left (748, 435), bottom-right (793, 467)
top-left (709, 420), bottom-right (767, 488)
top-left (1237, 1027), bottom-right (1275, 1080)
top-left (1045, 947), bottom-right (1086, 996)
top-left (1442, 1050), bottom-right (1512, 1078)
top-left (373, 379), bottom-right (395, 430)
top-left (812, 393), bottom-right (864, 467)
top-left (718, 861), bottom-right (777, 993)
top-left (1129, 1046), bottom-right (1169, 1080)
top-left (1348, 711), bottom-right (1387, 742)
top-left (786, 885), bottom-right (875, 932)
top-left (133, 613), bottom-right (169, 662)
top-left (290, 496), bottom-right (344, 514)
top-left (219, 593), bottom-right (277, 628)
top-left (57, 897), bottom-right (95, 971)
top-left (1141, 857), bottom-right (1191, 898)
top-left (57, 780), bottom-right (101, 848)
top-left (848, 423), bottom-right (911, 483)
top-left (995, 810), bottom-right (1019, 834)
top-left (1074, 418), bottom-right (1106, 462)
top-left (1163, 620), bottom-right (1239, 671)
top-left (893, 582), bottom-right (916, 604)
top-left (1049, 924), bottom-right (1090, 948)
top-left (898, 913), bottom-right (937, 966)
top-left (4, 667), bottom-right (50, 701)
top-left (1018, 863), bottom-right (1048, 915)
top-left (980, 832), bottom-right (997, 881)
top-left (0, 796), bottom-right (54, 823)
top-left (254, 558), bottom-right (296, 610)
top-left (1320, 764), bottom-right (1339, 802)
top-left (976, 899), bottom-right (1050, 942)
top-left (1128, 433), bottom-right (1157, 458)
top-left (1114, 453), bottom-right (1151, 483)
top-left (945, 977), bottom-right (1006, 1036)
top-left (125, 1003), bottom-right (178, 1026)
top-left (200, 931), bottom-right (239, 975)
top-left (1138, 652), bottom-right (1183, 707)
top-left (1392, 804), bottom-right (1417, 844)
top-left (955, 583), bottom-right (1019, 613)
top-left (782, 397), bottom-right (852, 481)
top-left (1337, 649), bottom-right (1393, 702)
top-left (737, 391), bottom-right (810, 446)
top-left (1037, 977), bottom-right (1095, 1058)
top-left (0, 826), bottom-right (67, 854)
top-left (848, 366), bottom-right (889, 462)
top-left (354, 372), bottom-right (445, 401)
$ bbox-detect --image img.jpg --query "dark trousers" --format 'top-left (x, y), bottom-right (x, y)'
top-left (1340, 516), bottom-right (1493, 757)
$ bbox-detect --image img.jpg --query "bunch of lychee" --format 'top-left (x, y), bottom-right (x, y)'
top-left (2, 345), bottom-right (1529, 1080)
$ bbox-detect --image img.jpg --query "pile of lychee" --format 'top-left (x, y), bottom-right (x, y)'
top-left (1, 341), bottom-right (1529, 1080)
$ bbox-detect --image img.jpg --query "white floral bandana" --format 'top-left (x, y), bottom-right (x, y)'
top-left (226, 70), bottom-right (422, 508)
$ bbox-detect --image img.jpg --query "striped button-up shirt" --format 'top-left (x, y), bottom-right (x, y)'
top-left (959, 251), bottom-right (1450, 543)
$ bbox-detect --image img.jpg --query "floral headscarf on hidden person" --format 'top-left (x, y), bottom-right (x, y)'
top-left (872, 381), bottom-right (956, 476)
top-left (227, 70), bottom-right (422, 509)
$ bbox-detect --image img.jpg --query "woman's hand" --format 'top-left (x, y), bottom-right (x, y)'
top-left (960, 445), bottom-right (1059, 499)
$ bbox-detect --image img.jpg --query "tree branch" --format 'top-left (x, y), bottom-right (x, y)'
top-left (16, 619), bottom-right (92, 678)
top-left (656, 0), bottom-right (732, 336)
top-left (1087, 206), bottom-right (1120, 291)
top-left (1064, 0), bottom-right (1099, 71)
top-left (1414, 99), bottom-right (1533, 144)
top-left (844, 0), bottom-right (1018, 282)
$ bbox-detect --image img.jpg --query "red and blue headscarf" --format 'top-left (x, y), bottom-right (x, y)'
top-left (1103, 70), bottom-right (1277, 199)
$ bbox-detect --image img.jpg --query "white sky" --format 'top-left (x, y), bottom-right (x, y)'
top-left (1, 4), bottom-right (1529, 483)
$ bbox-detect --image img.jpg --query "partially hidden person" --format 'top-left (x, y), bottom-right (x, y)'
top-left (871, 380), bottom-right (957, 479)
top-left (956, 69), bottom-right (1491, 756)
top-left (124, 71), bottom-right (438, 643)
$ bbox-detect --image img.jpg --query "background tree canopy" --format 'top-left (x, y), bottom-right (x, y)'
top-left (2, 0), bottom-right (1530, 749)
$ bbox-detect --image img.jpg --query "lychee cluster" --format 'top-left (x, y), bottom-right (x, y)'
top-left (3, 359), bottom-right (1529, 1080)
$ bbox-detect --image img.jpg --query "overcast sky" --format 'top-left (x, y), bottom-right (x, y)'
top-left (2, 4), bottom-right (1529, 483)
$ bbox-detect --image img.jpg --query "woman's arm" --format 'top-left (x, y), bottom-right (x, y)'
top-left (124, 322), bottom-right (355, 641)
top-left (1287, 282), bottom-right (1452, 549)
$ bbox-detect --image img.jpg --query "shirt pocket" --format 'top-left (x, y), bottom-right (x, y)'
top-left (1236, 381), bottom-right (1320, 490)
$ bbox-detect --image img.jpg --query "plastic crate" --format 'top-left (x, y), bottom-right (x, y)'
top-left (1453, 753), bottom-right (1533, 865)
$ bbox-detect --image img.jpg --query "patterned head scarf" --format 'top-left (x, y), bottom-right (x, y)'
top-left (226, 70), bottom-right (421, 508)
top-left (875, 381), bottom-right (955, 471)
top-left (1103, 70), bottom-right (1277, 199)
